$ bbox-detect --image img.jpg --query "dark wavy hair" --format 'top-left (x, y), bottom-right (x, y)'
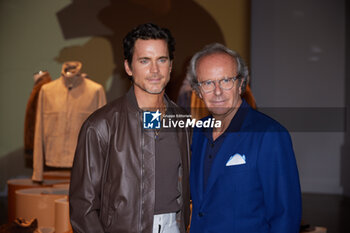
top-left (123, 23), bottom-right (175, 68)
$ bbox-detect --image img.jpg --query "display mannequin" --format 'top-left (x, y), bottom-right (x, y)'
top-left (24, 71), bottom-right (52, 157)
top-left (32, 61), bottom-right (106, 181)
top-left (61, 61), bottom-right (83, 89)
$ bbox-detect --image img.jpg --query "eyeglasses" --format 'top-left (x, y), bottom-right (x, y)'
top-left (197, 75), bottom-right (241, 93)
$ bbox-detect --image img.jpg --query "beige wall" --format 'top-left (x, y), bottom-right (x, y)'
top-left (194, 0), bottom-right (250, 61)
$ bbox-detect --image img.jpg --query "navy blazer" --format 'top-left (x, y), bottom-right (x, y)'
top-left (190, 104), bottom-right (302, 233)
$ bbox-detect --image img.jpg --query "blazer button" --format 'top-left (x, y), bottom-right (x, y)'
top-left (198, 212), bottom-right (204, 217)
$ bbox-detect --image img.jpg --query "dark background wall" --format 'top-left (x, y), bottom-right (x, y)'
top-left (342, 0), bottom-right (350, 197)
top-left (251, 0), bottom-right (347, 195)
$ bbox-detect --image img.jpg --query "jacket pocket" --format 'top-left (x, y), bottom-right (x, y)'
top-left (224, 163), bottom-right (249, 173)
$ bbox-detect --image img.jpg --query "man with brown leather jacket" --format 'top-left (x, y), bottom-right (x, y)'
top-left (69, 23), bottom-right (191, 233)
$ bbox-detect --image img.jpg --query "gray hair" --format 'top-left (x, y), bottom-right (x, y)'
top-left (187, 43), bottom-right (249, 95)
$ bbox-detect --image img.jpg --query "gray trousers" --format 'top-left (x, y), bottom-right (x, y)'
top-left (152, 213), bottom-right (180, 233)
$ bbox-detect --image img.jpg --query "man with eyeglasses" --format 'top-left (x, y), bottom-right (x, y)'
top-left (187, 43), bottom-right (302, 233)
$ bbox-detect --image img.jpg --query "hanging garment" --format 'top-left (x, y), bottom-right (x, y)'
top-left (24, 72), bottom-right (52, 155)
top-left (32, 73), bottom-right (106, 181)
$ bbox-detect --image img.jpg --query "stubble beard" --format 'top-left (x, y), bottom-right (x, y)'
top-left (133, 74), bottom-right (168, 95)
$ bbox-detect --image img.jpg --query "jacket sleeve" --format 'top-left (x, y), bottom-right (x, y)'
top-left (32, 88), bottom-right (44, 181)
top-left (257, 129), bottom-right (302, 233)
top-left (69, 119), bottom-right (107, 233)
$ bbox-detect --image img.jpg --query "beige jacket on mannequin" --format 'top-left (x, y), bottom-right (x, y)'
top-left (32, 61), bottom-right (106, 181)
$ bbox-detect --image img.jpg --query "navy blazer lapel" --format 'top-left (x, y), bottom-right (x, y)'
top-left (203, 103), bottom-right (253, 198)
top-left (203, 132), bottom-right (246, 197)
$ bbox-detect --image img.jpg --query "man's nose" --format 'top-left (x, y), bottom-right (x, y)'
top-left (213, 81), bottom-right (222, 96)
top-left (150, 62), bottom-right (159, 73)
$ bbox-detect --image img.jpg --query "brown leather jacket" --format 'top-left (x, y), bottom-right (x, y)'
top-left (69, 87), bottom-right (191, 233)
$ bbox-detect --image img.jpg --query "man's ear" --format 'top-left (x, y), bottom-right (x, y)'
top-left (124, 60), bottom-right (133, 76)
top-left (169, 60), bottom-right (173, 73)
top-left (238, 80), bottom-right (243, 95)
top-left (197, 90), bottom-right (203, 99)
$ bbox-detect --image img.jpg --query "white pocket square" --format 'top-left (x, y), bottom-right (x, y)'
top-left (226, 153), bottom-right (246, 166)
